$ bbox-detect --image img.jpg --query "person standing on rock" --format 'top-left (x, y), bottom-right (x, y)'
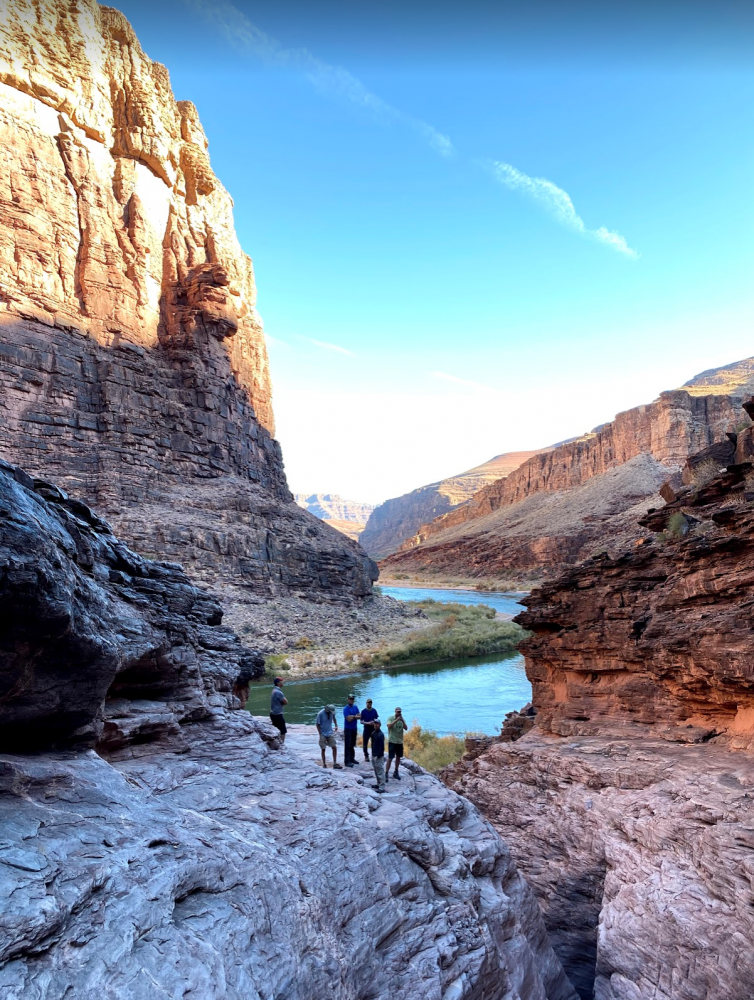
top-left (270, 677), bottom-right (288, 744)
top-left (343, 694), bottom-right (360, 767)
top-left (370, 719), bottom-right (386, 792)
top-left (386, 707), bottom-right (408, 782)
top-left (316, 703), bottom-right (342, 769)
top-left (360, 698), bottom-right (378, 761)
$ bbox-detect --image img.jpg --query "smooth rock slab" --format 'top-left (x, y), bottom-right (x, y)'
top-left (0, 718), bottom-right (577, 1000)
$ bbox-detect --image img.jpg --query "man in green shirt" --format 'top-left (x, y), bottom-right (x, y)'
top-left (386, 706), bottom-right (408, 782)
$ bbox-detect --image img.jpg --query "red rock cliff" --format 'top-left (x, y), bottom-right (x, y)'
top-left (0, 0), bottom-right (376, 598)
top-left (384, 390), bottom-right (741, 581)
top-left (444, 422), bottom-right (754, 1000)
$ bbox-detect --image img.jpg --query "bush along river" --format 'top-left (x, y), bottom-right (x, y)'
top-left (246, 587), bottom-right (531, 736)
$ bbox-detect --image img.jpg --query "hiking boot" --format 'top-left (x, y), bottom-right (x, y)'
top-left (364, 754), bottom-right (370, 762)
top-left (333, 763), bottom-right (343, 769)
top-left (393, 772), bottom-right (401, 781)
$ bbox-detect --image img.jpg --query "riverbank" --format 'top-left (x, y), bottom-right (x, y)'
top-left (257, 598), bottom-right (527, 680)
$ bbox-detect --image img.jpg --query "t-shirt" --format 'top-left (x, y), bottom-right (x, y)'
top-left (317, 708), bottom-right (336, 736)
top-left (387, 714), bottom-right (407, 744)
top-left (360, 707), bottom-right (378, 725)
top-left (270, 686), bottom-right (286, 715)
top-left (343, 703), bottom-right (360, 730)
top-left (371, 729), bottom-right (385, 758)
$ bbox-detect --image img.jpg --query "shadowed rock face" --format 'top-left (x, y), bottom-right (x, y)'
top-left (444, 420), bottom-right (754, 1000)
top-left (0, 0), bottom-right (376, 600)
top-left (0, 458), bottom-right (262, 752)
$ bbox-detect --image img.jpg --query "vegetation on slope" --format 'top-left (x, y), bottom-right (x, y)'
top-left (360, 599), bottom-right (526, 669)
top-left (403, 722), bottom-right (467, 772)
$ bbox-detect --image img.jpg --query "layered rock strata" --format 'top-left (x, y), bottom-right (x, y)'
top-left (384, 390), bottom-right (741, 580)
top-left (445, 431), bottom-right (754, 999)
top-left (361, 450), bottom-right (546, 559)
top-left (0, 462), bottom-right (578, 1000)
top-left (0, 0), bottom-right (375, 599)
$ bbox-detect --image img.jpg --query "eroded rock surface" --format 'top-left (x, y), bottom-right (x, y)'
top-left (450, 735), bottom-right (754, 1000)
top-left (0, 0), bottom-right (376, 600)
top-left (445, 430), bottom-right (754, 1000)
top-left (0, 456), bottom-right (577, 999)
top-left (0, 721), bottom-right (579, 1000)
top-left (0, 458), bottom-right (261, 752)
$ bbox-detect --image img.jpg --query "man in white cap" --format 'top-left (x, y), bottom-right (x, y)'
top-left (316, 703), bottom-right (342, 768)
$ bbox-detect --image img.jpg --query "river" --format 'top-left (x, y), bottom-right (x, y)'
top-left (246, 586), bottom-right (531, 735)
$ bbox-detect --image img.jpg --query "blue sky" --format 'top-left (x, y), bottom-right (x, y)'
top-left (117, 0), bottom-right (754, 503)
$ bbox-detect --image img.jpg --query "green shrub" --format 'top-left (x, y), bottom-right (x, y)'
top-left (403, 722), bottom-right (465, 772)
top-left (666, 512), bottom-right (689, 538)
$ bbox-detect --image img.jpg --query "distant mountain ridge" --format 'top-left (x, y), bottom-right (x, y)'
top-left (682, 355), bottom-right (754, 398)
top-left (359, 450), bottom-right (550, 559)
top-left (379, 359), bottom-right (754, 582)
top-left (295, 494), bottom-right (376, 542)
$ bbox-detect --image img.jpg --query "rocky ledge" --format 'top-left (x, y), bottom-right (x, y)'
top-left (0, 459), bottom-right (576, 999)
top-left (0, 722), bottom-right (577, 1000)
top-left (0, 458), bottom-right (262, 754)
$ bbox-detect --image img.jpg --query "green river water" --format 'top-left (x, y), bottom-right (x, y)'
top-left (246, 586), bottom-right (532, 736)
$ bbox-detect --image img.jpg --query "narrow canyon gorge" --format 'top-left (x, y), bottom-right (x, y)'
top-left (0, 1), bottom-right (752, 999)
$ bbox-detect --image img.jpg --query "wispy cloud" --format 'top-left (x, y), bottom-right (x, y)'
top-left (183, 0), bottom-right (636, 258)
top-left (183, 0), bottom-right (453, 158)
top-left (489, 161), bottom-right (639, 258)
top-left (432, 371), bottom-right (499, 392)
top-left (310, 338), bottom-right (354, 356)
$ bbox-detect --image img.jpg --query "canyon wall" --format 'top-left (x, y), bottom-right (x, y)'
top-left (0, 0), bottom-right (376, 599)
top-left (362, 450), bottom-right (546, 560)
top-left (384, 390), bottom-right (742, 580)
top-left (0, 457), bottom-right (578, 1000)
top-left (445, 427), bottom-right (754, 999)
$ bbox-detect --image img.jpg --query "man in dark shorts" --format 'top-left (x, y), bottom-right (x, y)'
top-left (343, 694), bottom-right (360, 767)
top-left (386, 706), bottom-right (407, 782)
top-left (360, 699), bottom-right (378, 761)
top-left (270, 677), bottom-right (288, 743)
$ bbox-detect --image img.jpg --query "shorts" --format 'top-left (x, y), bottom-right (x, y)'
top-left (388, 742), bottom-right (403, 760)
top-left (269, 713), bottom-right (287, 735)
top-left (319, 734), bottom-right (337, 749)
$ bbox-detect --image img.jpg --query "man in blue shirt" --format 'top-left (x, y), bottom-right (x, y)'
top-left (343, 694), bottom-right (360, 767)
top-left (360, 699), bottom-right (379, 761)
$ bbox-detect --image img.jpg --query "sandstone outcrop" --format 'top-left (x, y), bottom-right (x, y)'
top-left (0, 462), bottom-right (577, 1000)
top-left (0, 0), bottom-right (376, 600)
top-left (384, 388), bottom-right (743, 581)
top-left (361, 450), bottom-right (547, 559)
top-left (445, 427), bottom-right (754, 999)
